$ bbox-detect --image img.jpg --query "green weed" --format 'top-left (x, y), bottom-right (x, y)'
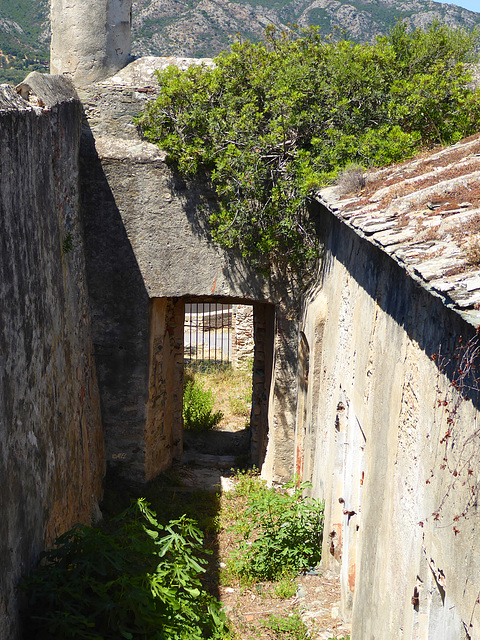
top-left (22, 499), bottom-right (228, 640)
top-left (228, 393), bottom-right (250, 417)
top-left (101, 469), bottom-right (221, 537)
top-left (184, 362), bottom-right (252, 431)
top-left (183, 379), bottom-right (224, 431)
top-left (272, 571), bottom-right (298, 599)
top-left (227, 473), bottom-right (324, 582)
top-left (186, 361), bottom-right (232, 375)
top-left (61, 231), bottom-right (73, 255)
top-left (261, 613), bottom-right (309, 640)
top-left (230, 467), bottom-right (262, 497)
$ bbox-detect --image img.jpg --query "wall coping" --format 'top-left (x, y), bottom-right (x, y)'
top-left (317, 134), bottom-right (480, 327)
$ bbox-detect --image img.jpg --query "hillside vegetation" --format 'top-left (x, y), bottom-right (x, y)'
top-left (137, 23), bottom-right (480, 276)
top-left (1, 0), bottom-right (480, 83)
top-left (0, 0), bottom-right (49, 84)
top-left (131, 0), bottom-right (480, 59)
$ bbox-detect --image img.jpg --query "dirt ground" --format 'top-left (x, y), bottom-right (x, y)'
top-left (178, 365), bottom-right (351, 639)
top-left (218, 565), bottom-right (351, 640)
top-left (169, 461), bottom-right (351, 640)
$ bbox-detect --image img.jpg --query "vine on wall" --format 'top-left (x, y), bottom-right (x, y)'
top-left (421, 329), bottom-right (480, 531)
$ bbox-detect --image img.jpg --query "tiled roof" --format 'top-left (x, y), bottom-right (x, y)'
top-left (317, 133), bottom-right (480, 327)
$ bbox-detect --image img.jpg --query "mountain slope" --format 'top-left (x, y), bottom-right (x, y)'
top-left (0, 0), bottom-right (479, 83)
top-left (0, 0), bottom-right (49, 83)
top-left (131, 0), bottom-right (480, 58)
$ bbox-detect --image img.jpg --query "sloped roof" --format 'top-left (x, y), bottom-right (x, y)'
top-left (318, 133), bottom-right (480, 327)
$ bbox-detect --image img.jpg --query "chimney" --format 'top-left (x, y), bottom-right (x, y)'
top-left (50, 0), bottom-right (133, 85)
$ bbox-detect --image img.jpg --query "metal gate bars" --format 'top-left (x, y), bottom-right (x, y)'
top-left (184, 302), bottom-right (232, 365)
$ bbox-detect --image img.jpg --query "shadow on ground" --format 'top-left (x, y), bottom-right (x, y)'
top-left (101, 426), bottom-right (251, 600)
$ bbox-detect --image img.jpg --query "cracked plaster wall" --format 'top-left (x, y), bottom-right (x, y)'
top-left (299, 205), bottom-right (480, 639)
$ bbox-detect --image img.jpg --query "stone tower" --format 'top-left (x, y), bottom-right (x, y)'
top-left (50, 0), bottom-right (132, 85)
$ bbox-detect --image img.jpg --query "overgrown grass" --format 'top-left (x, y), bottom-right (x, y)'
top-left (228, 392), bottom-right (251, 417)
top-left (272, 572), bottom-right (298, 599)
top-left (224, 470), bottom-right (324, 583)
top-left (185, 362), bottom-right (253, 430)
top-left (261, 613), bottom-right (310, 640)
top-left (183, 379), bottom-right (224, 431)
top-left (24, 465), bottom-right (330, 640)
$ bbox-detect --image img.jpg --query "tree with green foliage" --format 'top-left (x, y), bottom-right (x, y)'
top-left (137, 22), bottom-right (480, 274)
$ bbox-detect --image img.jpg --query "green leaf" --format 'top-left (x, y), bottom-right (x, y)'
top-left (136, 23), bottom-right (480, 278)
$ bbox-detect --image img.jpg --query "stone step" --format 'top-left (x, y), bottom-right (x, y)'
top-left (180, 451), bottom-right (236, 469)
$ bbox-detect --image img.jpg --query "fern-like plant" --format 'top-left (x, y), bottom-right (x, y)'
top-left (21, 499), bottom-right (228, 640)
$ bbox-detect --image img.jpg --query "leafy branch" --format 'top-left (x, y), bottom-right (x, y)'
top-left (22, 499), bottom-right (228, 639)
top-left (136, 22), bottom-right (480, 275)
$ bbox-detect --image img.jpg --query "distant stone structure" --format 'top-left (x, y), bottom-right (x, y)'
top-left (232, 305), bottom-right (254, 368)
top-left (50, 0), bottom-right (132, 84)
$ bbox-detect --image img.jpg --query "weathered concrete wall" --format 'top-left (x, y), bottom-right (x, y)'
top-left (78, 60), bottom-right (300, 482)
top-left (251, 303), bottom-right (275, 468)
top-left (80, 136), bottom-right (151, 481)
top-left (299, 206), bottom-right (480, 638)
top-left (50, 0), bottom-right (132, 85)
top-left (0, 75), bottom-right (104, 640)
top-left (262, 298), bottom-right (301, 483)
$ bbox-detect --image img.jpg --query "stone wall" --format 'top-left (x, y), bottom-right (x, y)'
top-left (251, 304), bottom-right (275, 468)
top-left (145, 298), bottom-right (184, 481)
top-left (299, 205), bottom-right (480, 638)
top-left (80, 133), bottom-right (152, 481)
top-left (232, 304), bottom-right (254, 368)
top-left (78, 60), bottom-right (301, 482)
top-left (0, 75), bottom-right (104, 640)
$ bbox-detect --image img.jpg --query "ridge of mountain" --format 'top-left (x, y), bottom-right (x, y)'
top-left (131, 0), bottom-right (480, 58)
top-left (0, 0), bottom-right (479, 83)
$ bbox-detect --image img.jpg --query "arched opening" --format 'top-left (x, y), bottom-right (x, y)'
top-left (295, 331), bottom-right (310, 479)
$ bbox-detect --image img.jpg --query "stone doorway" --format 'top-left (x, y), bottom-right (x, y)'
top-left (145, 297), bottom-right (275, 481)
